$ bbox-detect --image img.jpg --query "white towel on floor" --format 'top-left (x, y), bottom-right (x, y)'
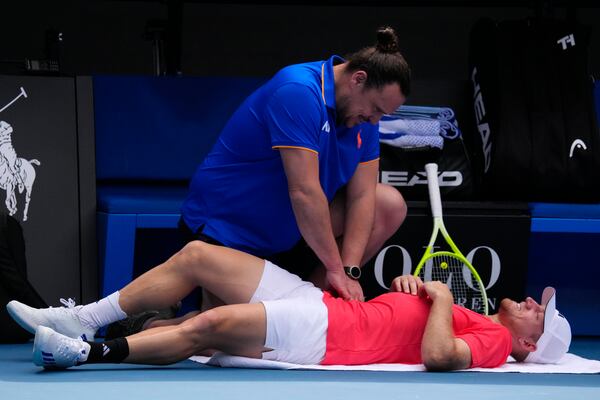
top-left (190, 353), bottom-right (600, 374)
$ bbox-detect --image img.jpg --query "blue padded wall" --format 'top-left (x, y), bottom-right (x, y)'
top-left (93, 75), bottom-right (266, 181)
top-left (527, 231), bottom-right (600, 336)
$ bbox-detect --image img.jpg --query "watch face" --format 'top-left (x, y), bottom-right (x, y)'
top-left (345, 266), bottom-right (361, 280)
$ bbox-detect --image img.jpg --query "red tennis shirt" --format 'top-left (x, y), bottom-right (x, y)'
top-left (320, 291), bottom-right (511, 368)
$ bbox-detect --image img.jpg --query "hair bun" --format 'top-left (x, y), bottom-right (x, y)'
top-left (376, 26), bottom-right (399, 53)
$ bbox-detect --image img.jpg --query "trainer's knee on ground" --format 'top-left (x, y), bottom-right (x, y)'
top-left (376, 184), bottom-right (407, 231)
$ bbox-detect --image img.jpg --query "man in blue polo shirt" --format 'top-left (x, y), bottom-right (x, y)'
top-left (179, 26), bottom-right (411, 305)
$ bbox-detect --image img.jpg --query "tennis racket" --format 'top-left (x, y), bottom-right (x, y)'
top-left (413, 163), bottom-right (489, 315)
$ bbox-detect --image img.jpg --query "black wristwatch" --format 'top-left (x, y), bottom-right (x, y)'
top-left (344, 265), bottom-right (361, 280)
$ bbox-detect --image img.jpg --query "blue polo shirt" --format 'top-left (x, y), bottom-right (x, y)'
top-left (181, 55), bottom-right (380, 256)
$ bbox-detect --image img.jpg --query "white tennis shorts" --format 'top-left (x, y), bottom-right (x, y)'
top-left (249, 260), bottom-right (328, 365)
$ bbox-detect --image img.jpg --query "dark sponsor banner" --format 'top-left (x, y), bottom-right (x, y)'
top-left (0, 75), bottom-right (86, 303)
top-left (361, 202), bottom-right (530, 314)
top-left (379, 139), bottom-right (474, 201)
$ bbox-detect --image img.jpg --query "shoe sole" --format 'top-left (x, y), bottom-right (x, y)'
top-left (6, 301), bottom-right (37, 334)
top-left (32, 326), bottom-right (57, 368)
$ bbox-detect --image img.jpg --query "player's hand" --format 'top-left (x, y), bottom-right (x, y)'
top-left (326, 269), bottom-right (365, 302)
top-left (418, 281), bottom-right (453, 303)
top-left (390, 275), bottom-right (423, 295)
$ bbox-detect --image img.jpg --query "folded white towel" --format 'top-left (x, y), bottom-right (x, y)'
top-left (380, 135), bottom-right (444, 150)
top-left (190, 352), bottom-right (600, 374)
top-left (379, 119), bottom-right (440, 136)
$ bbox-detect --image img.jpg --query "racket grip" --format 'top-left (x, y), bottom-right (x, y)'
top-left (425, 163), bottom-right (443, 218)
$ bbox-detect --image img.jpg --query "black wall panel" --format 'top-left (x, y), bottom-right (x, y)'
top-left (0, 75), bottom-right (96, 305)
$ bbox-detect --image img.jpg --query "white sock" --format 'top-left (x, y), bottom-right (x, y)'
top-left (78, 291), bottom-right (128, 331)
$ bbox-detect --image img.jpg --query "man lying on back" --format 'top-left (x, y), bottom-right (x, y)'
top-left (7, 241), bottom-right (571, 370)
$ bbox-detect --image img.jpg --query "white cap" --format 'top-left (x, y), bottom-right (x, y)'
top-left (525, 287), bottom-right (572, 364)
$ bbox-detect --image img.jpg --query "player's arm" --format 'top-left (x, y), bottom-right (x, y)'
top-left (419, 281), bottom-right (472, 371)
top-left (268, 84), bottom-right (361, 301)
top-left (279, 148), bottom-right (352, 297)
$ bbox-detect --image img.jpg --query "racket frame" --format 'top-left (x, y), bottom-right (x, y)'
top-left (413, 163), bottom-right (489, 315)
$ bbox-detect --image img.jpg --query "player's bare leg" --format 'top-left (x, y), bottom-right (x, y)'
top-left (125, 303), bottom-right (268, 364)
top-left (118, 241), bottom-right (266, 315)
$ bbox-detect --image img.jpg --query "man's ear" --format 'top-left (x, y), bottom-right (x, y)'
top-left (351, 71), bottom-right (368, 86)
top-left (518, 337), bottom-right (538, 353)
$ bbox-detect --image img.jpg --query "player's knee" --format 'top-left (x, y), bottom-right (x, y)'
top-left (376, 184), bottom-right (407, 230)
top-left (181, 309), bottom-right (223, 342)
top-left (176, 240), bottom-right (210, 267)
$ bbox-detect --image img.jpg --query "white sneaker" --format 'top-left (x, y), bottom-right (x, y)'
top-left (6, 299), bottom-right (96, 341)
top-left (33, 326), bottom-right (91, 369)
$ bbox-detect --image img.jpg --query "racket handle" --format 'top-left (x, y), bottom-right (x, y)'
top-left (425, 163), bottom-right (443, 218)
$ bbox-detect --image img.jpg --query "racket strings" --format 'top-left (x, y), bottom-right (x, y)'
top-left (417, 253), bottom-right (486, 314)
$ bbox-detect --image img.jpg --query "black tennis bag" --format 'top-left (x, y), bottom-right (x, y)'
top-left (468, 17), bottom-right (600, 201)
top-left (0, 212), bottom-right (47, 342)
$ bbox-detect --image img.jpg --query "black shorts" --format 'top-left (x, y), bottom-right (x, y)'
top-left (178, 218), bottom-right (320, 280)
top-left (178, 218), bottom-right (225, 246)
top-left (268, 239), bottom-right (321, 281)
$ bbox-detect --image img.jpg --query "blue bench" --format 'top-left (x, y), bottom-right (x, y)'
top-left (94, 75), bottom-right (265, 297)
top-left (527, 202), bottom-right (600, 335)
top-left (530, 203), bottom-right (600, 233)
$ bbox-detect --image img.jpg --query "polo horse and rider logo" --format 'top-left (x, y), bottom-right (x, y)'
top-left (0, 87), bottom-right (41, 221)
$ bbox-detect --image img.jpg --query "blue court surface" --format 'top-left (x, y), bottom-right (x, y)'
top-left (1, 338), bottom-right (599, 400)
